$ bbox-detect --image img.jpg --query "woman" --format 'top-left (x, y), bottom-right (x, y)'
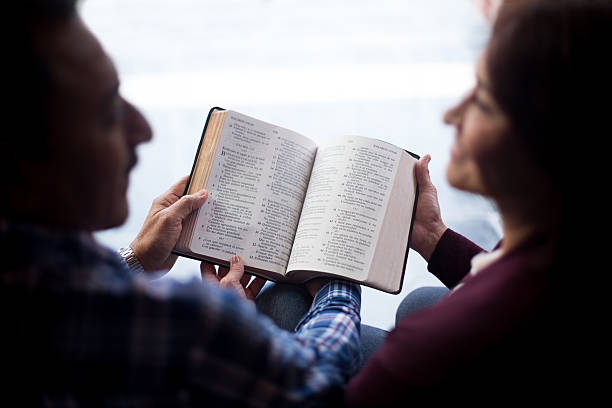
top-left (344, 0), bottom-right (609, 403)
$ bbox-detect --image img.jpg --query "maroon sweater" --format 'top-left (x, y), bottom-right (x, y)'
top-left (344, 229), bottom-right (569, 404)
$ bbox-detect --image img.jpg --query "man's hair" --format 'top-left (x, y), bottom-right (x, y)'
top-left (2, 0), bottom-right (77, 213)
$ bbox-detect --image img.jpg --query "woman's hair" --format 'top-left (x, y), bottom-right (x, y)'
top-left (486, 0), bottom-right (612, 295)
top-left (485, 3), bottom-right (608, 374)
top-left (486, 0), bottom-right (612, 193)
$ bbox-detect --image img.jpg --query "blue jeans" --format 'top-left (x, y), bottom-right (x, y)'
top-left (255, 282), bottom-right (449, 369)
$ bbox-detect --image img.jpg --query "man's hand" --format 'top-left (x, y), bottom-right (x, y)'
top-left (200, 254), bottom-right (266, 302)
top-left (410, 155), bottom-right (448, 262)
top-left (130, 176), bottom-right (208, 273)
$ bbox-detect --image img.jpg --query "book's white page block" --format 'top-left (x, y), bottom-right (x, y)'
top-left (287, 136), bottom-right (402, 281)
top-left (190, 111), bottom-right (317, 274)
top-left (365, 151), bottom-right (417, 292)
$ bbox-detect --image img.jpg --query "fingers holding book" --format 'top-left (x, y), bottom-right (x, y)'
top-left (409, 154), bottom-right (447, 262)
top-left (130, 176), bottom-right (208, 273)
top-left (200, 254), bottom-right (267, 302)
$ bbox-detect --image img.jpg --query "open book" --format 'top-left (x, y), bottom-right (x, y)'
top-left (174, 107), bottom-right (419, 294)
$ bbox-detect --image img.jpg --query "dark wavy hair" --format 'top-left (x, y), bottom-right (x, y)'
top-left (485, 0), bottom-right (612, 283)
top-left (487, 0), bottom-right (612, 193)
top-left (485, 1), bottom-right (610, 383)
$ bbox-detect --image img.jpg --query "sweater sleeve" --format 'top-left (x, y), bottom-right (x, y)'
top-left (427, 228), bottom-right (485, 288)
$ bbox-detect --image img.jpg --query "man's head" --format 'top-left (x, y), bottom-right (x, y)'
top-left (3, 0), bottom-right (151, 231)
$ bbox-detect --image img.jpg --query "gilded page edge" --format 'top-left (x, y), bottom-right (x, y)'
top-left (175, 110), bottom-right (227, 252)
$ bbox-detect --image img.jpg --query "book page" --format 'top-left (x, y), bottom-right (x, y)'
top-left (286, 136), bottom-right (403, 281)
top-left (189, 111), bottom-right (317, 274)
top-left (366, 152), bottom-right (417, 293)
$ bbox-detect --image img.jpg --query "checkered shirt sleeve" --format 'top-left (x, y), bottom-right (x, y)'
top-left (2, 224), bottom-right (361, 406)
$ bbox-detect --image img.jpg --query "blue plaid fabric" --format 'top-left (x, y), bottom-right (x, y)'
top-left (0, 222), bottom-right (361, 407)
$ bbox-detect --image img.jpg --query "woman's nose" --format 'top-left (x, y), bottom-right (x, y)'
top-left (443, 88), bottom-right (472, 127)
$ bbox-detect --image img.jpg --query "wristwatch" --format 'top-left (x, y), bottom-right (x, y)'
top-left (118, 246), bottom-right (145, 274)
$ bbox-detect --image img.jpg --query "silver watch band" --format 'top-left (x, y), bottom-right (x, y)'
top-left (118, 246), bottom-right (145, 274)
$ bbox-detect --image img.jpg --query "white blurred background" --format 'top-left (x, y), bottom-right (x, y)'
top-left (84, 0), bottom-right (502, 330)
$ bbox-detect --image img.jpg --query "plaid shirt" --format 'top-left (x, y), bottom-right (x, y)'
top-left (0, 222), bottom-right (361, 407)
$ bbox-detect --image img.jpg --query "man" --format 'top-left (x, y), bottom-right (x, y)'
top-left (1, 1), bottom-right (360, 406)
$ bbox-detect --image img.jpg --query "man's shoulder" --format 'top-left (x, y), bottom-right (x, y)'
top-left (2, 222), bottom-right (133, 292)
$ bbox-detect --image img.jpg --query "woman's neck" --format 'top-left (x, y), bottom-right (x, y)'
top-left (496, 188), bottom-right (561, 254)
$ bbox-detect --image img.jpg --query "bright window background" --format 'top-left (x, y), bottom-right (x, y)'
top-left (85, 0), bottom-right (502, 330)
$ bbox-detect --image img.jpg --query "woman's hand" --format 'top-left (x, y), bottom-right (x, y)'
top-left (410, 155), bottom-right (447, 262)
top-left (130, 176), bottom-right (208, 273)
top-left (304, 278), bottom-right (331, 298)
top-left (200, 254), bottom-right (267, 302)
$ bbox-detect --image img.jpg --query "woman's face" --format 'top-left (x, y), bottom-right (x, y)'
top-left (443, 53), bottom-right (515, 198)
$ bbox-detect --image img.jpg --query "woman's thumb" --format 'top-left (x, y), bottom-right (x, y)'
top-left (415, 155), bottom-right (432, 187)
top-left (221, 254), bottom-right (245, 285)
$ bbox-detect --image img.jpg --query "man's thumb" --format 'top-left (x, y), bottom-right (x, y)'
top-left (169, 190), bottom-right (208, 220)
